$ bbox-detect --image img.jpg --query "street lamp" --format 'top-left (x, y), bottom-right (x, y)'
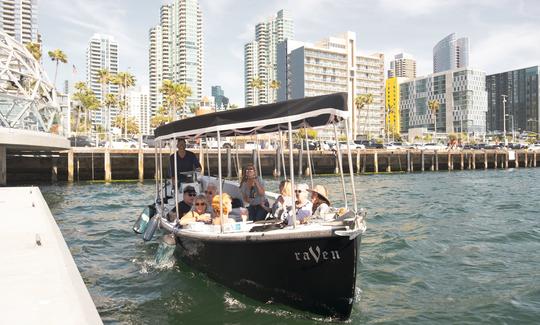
top-left (501, 95), bottom-right (508, 146)
top-left (506, 114), bottom-right (514, 143)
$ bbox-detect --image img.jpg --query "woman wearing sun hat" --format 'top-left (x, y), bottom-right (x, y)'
top-left (308, 184), bottom-right (331, 218)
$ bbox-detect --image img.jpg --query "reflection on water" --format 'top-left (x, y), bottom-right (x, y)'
top-left (42, 168), bottom-right (540, 324)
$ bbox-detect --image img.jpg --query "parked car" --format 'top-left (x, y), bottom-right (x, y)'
top-left (338, 141), bottom-right (365, 150)
top-left (423, 143), bottom-right (447, 151)
top-left (509, 143), bottom-right (528, 149)
top-left (528, 143), bottom-right (540, 152)
top-left (294, 140), bottom-right (318, 151)
top-left (142, 135), bottom-right (155, 148)
top-left (243, 141), bottom-right (261, 150)
top-left (68, 136), bottom-right (96, 147)
top-left (107, 138), bottom-right (148, 149)
top-left (384, 141), bottom-right (406, 150)
top-left (355, 140), bottom-right (383, 149)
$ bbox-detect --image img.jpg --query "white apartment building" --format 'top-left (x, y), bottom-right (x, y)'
top-left (399, 68), bottom-right (487, 136)
top-left (244, 9), bottom-right (293, 106)
top-left (86, 33), bottom-right (119, 128)
top-left (149, 0), bottom-right (203, 119)
top-left (277, 31), bottom-right (385, 138)
top-left (0, 0), bottom-right (38, 44)
top-left (388, 53), bottom-right (416, 79)
top-left (128, 87), bottom-right (150, 135)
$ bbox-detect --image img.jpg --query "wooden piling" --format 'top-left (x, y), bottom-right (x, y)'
top-left (51, 156), bottom-right (58, 183)
top-left (494, 152), bottom-right (498, 169)
top-left (505, 152), bottom-right (509, 169)
top-left (534, 152), bottom-right (537, 167)
top-left (421, 150), bottom-right (425, 172)
top-left (447, 152), bottom-right (452, 171)
top-left (472, 152), bottom-right (476, 169)
top-left (138, 150), bottom-right (144, 182)
top-left (431, 153), bottom-right (435, 171)
top-left (361, 152), bottom-right (366, 174)
top-left (104, 148), bottom-right (111, 182)
top-left (524, 151), bottom-right (528, 168)
top-left (460, 152), bottom-right (464, 170)
top-left (515, 151), bottom-right (519, 168)
top-left (435, 150), bottom-right (439, 171)
top-left (67, 149), bottom-right (74, 182)
top-left (386, 152), bottom-right (392, 173)
top-left (356, 150), bottom-right (360, 174)
top-left (274, 147), bottom-right (280, 177)
top-left (406, 151), bottom-right (411, 172)
top-left (484, 151), bottom-right (488, 169)
top-left (227, 147), bottom-right (232, 178)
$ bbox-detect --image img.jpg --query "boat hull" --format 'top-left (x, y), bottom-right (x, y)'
top-left (174, 232), bottom-right (359, 319)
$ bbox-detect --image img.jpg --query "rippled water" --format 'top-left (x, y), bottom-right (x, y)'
top-left (41, 168), bottom-right (540, 324)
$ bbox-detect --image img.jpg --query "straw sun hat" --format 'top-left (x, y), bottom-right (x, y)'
top-left (307, 185), bottom-right (330, 205)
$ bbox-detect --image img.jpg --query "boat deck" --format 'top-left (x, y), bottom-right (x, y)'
top-left (0, 187), bottom-right (102, 324)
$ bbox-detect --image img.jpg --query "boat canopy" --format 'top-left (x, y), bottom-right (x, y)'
top-left (154, 93), bottom-right (348, 141)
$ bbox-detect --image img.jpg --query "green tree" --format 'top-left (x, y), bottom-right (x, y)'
top-left (48, 49), bottom-right (68, 88)
top-left (151, 106), bottom-right (171, 127)
top-left (270, 80), bottom-right (281, 103)
top-left (72, 81), bottom-right (99, 133)
top-left (98, 69), bottom-right (112, 134)
top-left (160, 80), bottom-right (192, 120)
top-left (112, 71), bottom-right (136, 138)
top-left (249, 76), bottom-right (264, 105)
top-left (113, 115), bottom-right (139, 135)
top-left (25, 42), bottom-right (42, 61)
top-left (428, 99), bottom-right (440, 140)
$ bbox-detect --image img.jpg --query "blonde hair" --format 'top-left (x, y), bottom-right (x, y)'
top-left (279, 180), bottom-right (292, 196)
top-left (212, 193), bottom-right (232, 216)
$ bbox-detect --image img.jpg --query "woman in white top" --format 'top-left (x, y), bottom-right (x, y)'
top-left (308, 185), bottom-right (331, 219)
top-left (271, 179), bottom-right (293, 220)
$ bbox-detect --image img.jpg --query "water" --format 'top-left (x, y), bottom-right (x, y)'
top-left (41, 168), bottom-right (540, 324)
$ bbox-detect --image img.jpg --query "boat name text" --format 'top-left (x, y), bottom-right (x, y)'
top-left (294, 246), bottom-right (340, 263)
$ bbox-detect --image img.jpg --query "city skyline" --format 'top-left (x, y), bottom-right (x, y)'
top-left (39, 0), bottom-right (540, 106)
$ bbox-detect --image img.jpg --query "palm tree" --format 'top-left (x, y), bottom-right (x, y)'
top-left (270, 80), bottom-right (281, 103)
top-left (48, 49), bottom-right (68, 88)
top-left (112, 71), bottom-right (136, 138)
top-left (362, 94), bottom-right (374, 137)
top-left (428, 99), bottom-right (440, 141)
top-left (354, 95), bottom-right (366, 138)
top-left (249, 76), bottom-right (264, 105)
top-left (25, 42), bottom-right (42, 61)
top-left (72, 82), bottom-right (99, 133)
top-left (160, 80), bottom-right (192, 120)
top-left (97, 69), bottom-right (112, 135)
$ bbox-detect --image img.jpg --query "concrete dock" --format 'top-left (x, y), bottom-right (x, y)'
top-left (0, 187), bottom-right (102, 324)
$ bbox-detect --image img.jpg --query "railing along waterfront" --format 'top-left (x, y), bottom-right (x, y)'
top-left (4, 147), bottom-right (539, 184)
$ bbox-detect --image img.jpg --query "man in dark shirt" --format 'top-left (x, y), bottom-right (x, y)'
top-left (168, 185), bottom-right (197, 221)
top-left (169, 139), bottom-right (201, 184)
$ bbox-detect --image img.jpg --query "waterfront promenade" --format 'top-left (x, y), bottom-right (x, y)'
top-left (0, 187), bottom-right (102, 324)
top-left (4, 147), bottom-right (538, 183)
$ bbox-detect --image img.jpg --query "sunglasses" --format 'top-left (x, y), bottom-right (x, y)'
top-left (195, 202), bottom-right (206, 206)
top-left (185, 192), bottom-right (197, 196)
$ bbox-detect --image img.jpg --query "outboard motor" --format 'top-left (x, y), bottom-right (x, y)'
top-left (133, 204), bottom-right (156, 234)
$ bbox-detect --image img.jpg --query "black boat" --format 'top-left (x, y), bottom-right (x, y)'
top-left (134, 93), bottom-right (367, 319)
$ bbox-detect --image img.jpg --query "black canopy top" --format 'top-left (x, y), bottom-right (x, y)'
top-left (154, 92), bottom-right (348, 140)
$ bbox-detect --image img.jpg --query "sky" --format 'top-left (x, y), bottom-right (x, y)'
top-left (39, 0), bottom-right (540, 106)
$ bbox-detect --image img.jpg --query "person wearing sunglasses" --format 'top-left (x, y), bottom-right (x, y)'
top-left (271, 179), bottom-right (293, 221)
top-left (180, 194), bottom-right (212, 226)
top-left (239, 163), bottom-right (269, 221)
top-left (167, 185), bottom-right (198, 222)
top-left (288, 183), bottom-right (312, 225)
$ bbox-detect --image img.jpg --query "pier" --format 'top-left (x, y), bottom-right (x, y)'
top-left (3, 147), bottom-right (539, 183)
top-left (0, 187), bottom-right (102, 324)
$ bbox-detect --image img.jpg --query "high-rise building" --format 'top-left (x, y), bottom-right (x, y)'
top-left (149, 0), bottom-right (203, 120)
top-left (399, 68), bottom-right (487, 137)
top-left (433, 33), bottom-right (469, 73)
top-left (86, 33), bottom-right (119, 128)
top-left (0, 0), bottom-right (38, 44)
top-left (244, 9), bottom-right (293, 106)
top-left (388, 53), bottom-right (416, 79)
top-left (486, 66), bottom-right (540, 134)
top-left (128, 87), bottom-right (151, 135)
top-left (211, 85), bottom-right (229, 109)
top-left (277, 32), bottom-right (385, 138)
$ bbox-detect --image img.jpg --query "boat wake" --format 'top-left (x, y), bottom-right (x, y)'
top-left (223, 292), bottom-right (246, 310)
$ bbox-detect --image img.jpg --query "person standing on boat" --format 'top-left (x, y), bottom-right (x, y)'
top-left (239, 163), bottom-right (269, 221)
top-left (169, 139), bottom-right (201, 185)
top-left (308, 185), bottom-right (331, 219)
top-left (167, 185), bottom-right (197, 222)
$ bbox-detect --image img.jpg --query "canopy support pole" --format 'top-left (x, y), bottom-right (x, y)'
top-left (173, 139), bottom-right (179, 223)
top-left (206, 142), bottom-right (210, 176)
top-left (333, 123), bottom-right (348, 209)
top-left (287, 122), bottom-right (296, 228)
top-left (154, 145), bottom-right (158, 202)
top-left (304, 125), bottom-right (314, 188)
top-left (256, 134), bottom-right (262, 177)
top-left (217, 130), bottom-right (224, 233)
top-left (279, 130), bottom-right (287, 180)
top-left (158, 141), bottom-right (164, 213)
top-left (344, 118), bottom-right (358, 211)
